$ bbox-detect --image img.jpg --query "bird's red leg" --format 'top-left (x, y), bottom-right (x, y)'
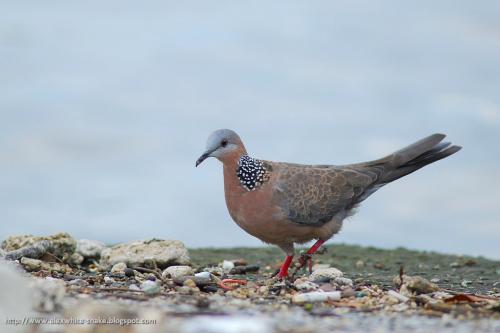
top-left (277, 255), bottom-right (294, 279)
top-left (296, 240), bottom-right (326, 274)
top-left (307, 239), bottom-right (325, 255)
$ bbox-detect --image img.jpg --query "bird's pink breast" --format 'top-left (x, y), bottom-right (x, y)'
top-left (223, 162), bottom-right (342, 245)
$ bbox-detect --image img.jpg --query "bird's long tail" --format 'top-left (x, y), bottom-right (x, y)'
top-left (377, 133), bottom-right (462, 184)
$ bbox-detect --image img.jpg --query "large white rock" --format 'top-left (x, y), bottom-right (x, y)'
top-left (309, 267), bottom-right (343, 282)
top-left (76, 239), bottom-right (105, 258)
top-left (100, 239), bottom-right (190, 269)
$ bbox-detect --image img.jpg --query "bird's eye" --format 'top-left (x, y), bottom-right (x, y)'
top-left (221, 140), bottom-right (228, 148)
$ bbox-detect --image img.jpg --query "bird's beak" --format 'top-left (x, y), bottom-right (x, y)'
top-left (195, 151), bottom-right (212, 167)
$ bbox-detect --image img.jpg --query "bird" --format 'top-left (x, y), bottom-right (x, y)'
top-left (196, 129), bottom-right (461, 279)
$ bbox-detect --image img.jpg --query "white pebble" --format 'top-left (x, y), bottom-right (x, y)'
top-left (104, 276), bottom-right (114, 285)
top-left (162, 265), bottom-right (194, 279)
top-left (387, 290), bottom-right (409, 303)
top-left (292, 291), bottom-right (341, 304)
top-left (222, 260), bottom-right (235, 272)
top-left (195, 271), bottom-right (212, 279)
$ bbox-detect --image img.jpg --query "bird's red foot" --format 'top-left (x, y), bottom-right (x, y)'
top-left (274, 255), bottom-right (293, 280)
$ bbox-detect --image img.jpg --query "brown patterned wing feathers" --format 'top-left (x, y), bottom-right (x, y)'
top-left (273, 164), bottom-right (379, 226)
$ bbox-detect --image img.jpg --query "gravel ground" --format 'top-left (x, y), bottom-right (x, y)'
top-left (1, 236), bottom-right (499, 333)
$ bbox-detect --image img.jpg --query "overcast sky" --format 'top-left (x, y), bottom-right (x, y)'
top-left (1, 1), bottom-right (499, 258)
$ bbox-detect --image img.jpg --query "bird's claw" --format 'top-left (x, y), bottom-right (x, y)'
top-left (291, 253), bottom-right (314, 278)
top-left (298, 253), bottom-right (313, 272)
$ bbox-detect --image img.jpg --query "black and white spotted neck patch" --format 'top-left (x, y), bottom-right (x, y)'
top-left (236, 155), bottom-right (270, 191)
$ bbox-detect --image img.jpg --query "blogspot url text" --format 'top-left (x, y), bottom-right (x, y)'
top-left (5, 317), bottom-right (157, 326)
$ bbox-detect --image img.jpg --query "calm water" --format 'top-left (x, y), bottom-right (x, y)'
top-left (1, 1), bottom-right (499, 258)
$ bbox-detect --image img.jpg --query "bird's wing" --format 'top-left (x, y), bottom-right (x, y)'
top-left (272, 164), bottom-right (380, 226)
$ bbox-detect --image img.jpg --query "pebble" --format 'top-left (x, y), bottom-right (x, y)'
top-left (174, 275), bottom-right (213, 287)
top-left (333, 277), bottom-right (353, 287)
top-left (292, 291), bottom-right (342, 304)
top-left (110, 262), bottom-right (127, 274)
top-left (104, 276), bottom-right (115, 285)
top-left (394, 275), bottom-right (439, 296)
top-left (129, 284), bottom-right (140, 291)
top-left (124, 267), bottom-right (135, 277)
top-left (388, 290), bottom-right (410, 303)
top-left (230, 265), bottom-right (260, 274)
top-left (177, 286), bottom-right (197, 295)
top-left (183, 279), bottom-right (197, 288)
top-left (195, 271), bottom-right (212, 279)
top-left (202, 285), bottom-right (219, 293)
top-left (222, 260), bottom-right (235, 272)
top-left (141, 280), bottom-right (161, 295)
top-left (309, 267), bottom-right (343, 282)
top-left (162, 265), bottom-right (194, 279)
top-left (431, 278), bottom-right (440, 283)
top-left (293, 277), bottom-right (319, 291)
top-left (20, 257), bottom-right (68, 273)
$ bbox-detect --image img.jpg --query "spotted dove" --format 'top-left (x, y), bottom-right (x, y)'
top-left (196, 129), bottom-right (461, 278)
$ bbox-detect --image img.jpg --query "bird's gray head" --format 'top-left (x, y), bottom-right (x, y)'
top-left (196, 129), bottom-right (245, 167)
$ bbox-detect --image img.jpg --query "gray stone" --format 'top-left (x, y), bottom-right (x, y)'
top-left (76, 239), bottom-right (105, 258)
top-left (100, 239), bottom-right (190, 269)
top-left (1, 232), bottom-right (76, 259)
top-left (141, 280), bottom-right (161, 295)
top-left (3, 240), bottom-right (51, 261)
